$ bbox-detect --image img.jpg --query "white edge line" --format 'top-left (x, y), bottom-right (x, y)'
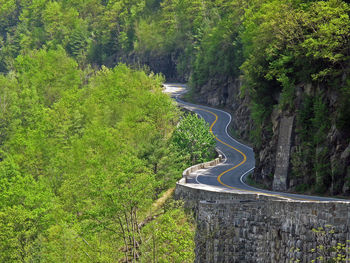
top-left (168, 83), bottom-right (253, 150)
top-left (173, 86), bottom-right (256, 189)
top-left (195, 172), bottom-right (202, 185)
top-left (176, 95), bottom-right (257, 189)
top-left (169, 84), bottom-right (350, 202)
top-left (240, 167), bottom-right (255, 185)
top-left (176, 96), bottom-right (253, 151)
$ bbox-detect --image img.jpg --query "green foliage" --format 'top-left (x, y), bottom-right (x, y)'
top-left (240, 0), bottom-right (303, 142)
top-left (0, 74), bottom-right (18, 145)
top-left (0, 152), bottom-right (55, 262)
top-left (278, 73), bottom-right (295, 111)
top-left (249, 101), bottom-right (269, 148)
top-left (311, 225), bottom-right (350, 262)
top-left (301, 0), bottom-right (350, 80)
top-left (191, 15), bottom-right (243, 87)
top-left (140, 201), bottom-right (195, 262)
top-left (172, 113), bottom-right (216, 164)
top-left (292, 94), bottom-right (331, 192)
top-left (15, 48), bottom-right (81, 106)
top-left (0, 45), bottom-right (197, 260)
top-left (1, 0), bottom-right (350, 259)
top-left (239, 0), bottom-right (350, 154)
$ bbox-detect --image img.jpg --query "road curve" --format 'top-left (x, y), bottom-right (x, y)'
top-left (164, 83), bottom-right (350, 202)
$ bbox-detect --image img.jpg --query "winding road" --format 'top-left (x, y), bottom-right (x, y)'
top-left (164, 83), bottom-right (349, 202)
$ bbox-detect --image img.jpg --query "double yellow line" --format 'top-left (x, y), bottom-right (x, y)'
top-left (174, 87), bottom-right (319, 201)
top-left (196, 107), bottom-right (247, 190)
top-left (195, 106), bottom-right (318, 202)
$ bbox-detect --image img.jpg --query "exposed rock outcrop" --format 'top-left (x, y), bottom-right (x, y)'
top-left (194, 76), bottom-right (253, 143)
top-left (193, 78), bottom-right (350, 195)
top-left (273, 116), bottom-right (294, 191)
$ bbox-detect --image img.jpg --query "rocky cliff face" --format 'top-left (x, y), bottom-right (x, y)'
top-left (288, 84), bottom-right (350, 195)
top-left (193, 78), bottom-right (350, 196)
top-left (194, 76), bottom-right (253, 143)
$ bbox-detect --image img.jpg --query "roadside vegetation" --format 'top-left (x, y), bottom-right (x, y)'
top-left (0, 0), bottom-right (220, 261)
top-left (0, 51), bottom-right (201, 261)
top-left (1, 0), bottom-right (350, 260)
top-left (133, 0), bottom-right (350, 195)
top-left (0, 46), bottom-right (218, 261)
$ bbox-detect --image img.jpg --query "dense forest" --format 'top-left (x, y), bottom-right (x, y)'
top-left (1, 0), bottom-right (350, 261)
top-left (0, 54), bottom-right (212, 261)
top-left (0, 0), bottom-right (220, 261)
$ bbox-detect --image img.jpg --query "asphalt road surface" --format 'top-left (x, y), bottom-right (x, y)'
top-left (164, 83), bottom-right (350, 202)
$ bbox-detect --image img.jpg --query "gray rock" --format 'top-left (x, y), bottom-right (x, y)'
top-left (341, 143), bottom-right (350, 160)
top-left (175, 182), bottom-right (350, 263)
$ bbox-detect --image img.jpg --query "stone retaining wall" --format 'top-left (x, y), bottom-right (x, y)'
top-left (175, 181), bottom-right (350, 262)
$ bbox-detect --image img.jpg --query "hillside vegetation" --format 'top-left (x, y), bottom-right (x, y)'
top-left (0, 0), bottom-right (222, 261)
top-left (0, 51), bottom-right (204, 261)
top-left (133, 0), bottom-right (350, 196)
top-left (1, 0), bottom-right (350, 260)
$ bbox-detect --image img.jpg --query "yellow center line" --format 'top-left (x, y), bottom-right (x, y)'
top-left (192, 106), bottom-right (317, 202)
top-left (173, 86), bottom-right (318, 202)
top-left (195, 108), bottom-right (247, 189)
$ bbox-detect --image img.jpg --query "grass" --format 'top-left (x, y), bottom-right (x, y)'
top-left (151, 187), bottom-right (175, 214)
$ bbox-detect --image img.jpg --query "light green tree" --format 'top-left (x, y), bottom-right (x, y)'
top-left (172, 113), bottom-right (216, 164)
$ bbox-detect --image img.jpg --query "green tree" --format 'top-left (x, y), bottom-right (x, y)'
top-left (15, 47), bottom-right (81, 107)
top-left (0, 153), bottom-right (55, 262)
top-left (172, 113), bottom-right (216, 164)
top-left (140, 202), bottom-right (195, 263)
